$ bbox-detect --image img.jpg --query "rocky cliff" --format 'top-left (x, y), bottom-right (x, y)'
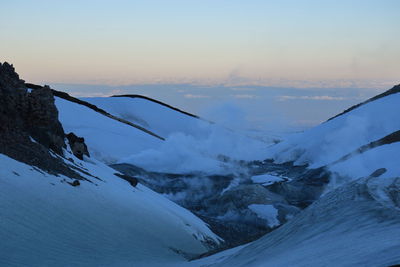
top-left (0, 62), bottom-right (80, 178)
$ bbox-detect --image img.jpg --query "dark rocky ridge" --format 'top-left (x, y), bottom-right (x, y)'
top-left (0, 62), bottom-right (82, 179)
top-left (112, 94), bottom-right (200, 119)
top-left (66, 132), bottom-right (90, 160)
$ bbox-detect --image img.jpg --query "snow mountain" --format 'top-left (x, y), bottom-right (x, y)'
top-left (0, 62), bottom-right (221, 266)
top-left (266, 84), bottom-right (400, 180)
top-left (2, 61), bottom-right (399, 267)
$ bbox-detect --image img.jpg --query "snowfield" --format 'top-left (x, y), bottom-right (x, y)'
top-left (0, 152), bottom-right (221, 266)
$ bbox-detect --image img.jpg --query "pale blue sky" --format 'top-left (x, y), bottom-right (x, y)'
top-left (1, 0), bottom-right (399, 87)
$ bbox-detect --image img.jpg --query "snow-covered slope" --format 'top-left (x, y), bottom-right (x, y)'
top-left (192, 174), bottom-right (400, 267)
top-left (82, 96), bottom-right (209, 138)
top-left (55, 97), bottom-right (163, 163)
top-left (0, 152), bottom-right (221, 266)
top-left (329, 141), bottom-right (400, 180)
top-left (267, 85), bottom-right (400, 178)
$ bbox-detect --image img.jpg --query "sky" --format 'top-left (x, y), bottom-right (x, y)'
top-left (1, 0), bottom-right (399, 131)
top-left (1, 0), bottom-right (399, 87)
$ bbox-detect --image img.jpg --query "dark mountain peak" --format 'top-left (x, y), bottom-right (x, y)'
top-left (0, 62), bottom-right (25, 91)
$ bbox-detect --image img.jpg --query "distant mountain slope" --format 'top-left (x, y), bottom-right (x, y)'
top-left (82, 96), bottom-right (210, 138)
top-left (112, 94), bottom-right (200, 118)
top-left (55, 97), bottom-right (164, 163)
top-left (327, 84), bottom-right (400, 121)
top-left (266, 85), bottom-right (400, 173)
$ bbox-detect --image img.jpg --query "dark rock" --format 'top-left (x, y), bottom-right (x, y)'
top-left (25, 85), bottom-right (66, 154)
top-left (68, 180), bottom-right (80, 187)
top-left (0, 62), bottom-right (82, 179)
top-left (66, 132), bottom-right (90, 160)
top-left (114, 173), bottom-right (139, 187)
top-left (370, 168), bottom-right (387, 178)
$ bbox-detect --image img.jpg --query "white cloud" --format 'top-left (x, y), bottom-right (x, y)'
top-left (278, 95), bottom-right (348, 101)
top-left (230, 87), bottom-right (257, 91)
top-left (184, 94), bottom-right (210, 99)
top-left (232, 94), bottom-right (258, 99)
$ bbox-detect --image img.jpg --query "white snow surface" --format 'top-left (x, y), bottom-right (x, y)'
top-left (251, 174), bottom-right (285, 186)
top-left (267, 92), bottom-right (400, 169)
top-left (0, 153), bottom-right (221, 266)
top-left (192, 176), bottom-right (400, 267)
top-left (248, 204), bottom-right (280, 228)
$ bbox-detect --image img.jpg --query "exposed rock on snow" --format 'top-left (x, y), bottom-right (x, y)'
top-left (26, 85), bottom-right (65, 155)
top-left (66, 132), bottom-right (90, 160)
top-left (114, 172), bottom-right (139, 187)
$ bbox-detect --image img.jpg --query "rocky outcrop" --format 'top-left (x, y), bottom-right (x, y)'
top-left (66, 132), bottom-right (90, 160)
top-left (114, 173), bottom-right (139, 187)
top-left (0, 62), bottom-right (81, 179)
top-left (26, 85), bottom-right (66, 154)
